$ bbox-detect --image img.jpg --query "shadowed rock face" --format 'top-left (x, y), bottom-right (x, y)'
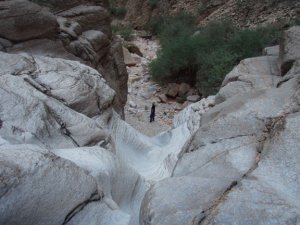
top-left (0, 0), bottom-right (58, 41)
top-left (0, 0), bottom-right (128, 118)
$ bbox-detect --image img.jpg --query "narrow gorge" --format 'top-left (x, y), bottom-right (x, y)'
top-left (0, 1), bottom-right (300, 225)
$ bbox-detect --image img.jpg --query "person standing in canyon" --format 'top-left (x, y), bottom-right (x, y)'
top-left (150, 102), bottom-right (156, 122)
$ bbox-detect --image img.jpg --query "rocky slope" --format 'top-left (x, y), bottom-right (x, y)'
top-left (0, 1), bottom-right (300, 224)
top-left (113, 0), bottom-right (299, 28)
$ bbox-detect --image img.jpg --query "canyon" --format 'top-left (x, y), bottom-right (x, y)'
top-left (0, 1), bottom-right (300, 225)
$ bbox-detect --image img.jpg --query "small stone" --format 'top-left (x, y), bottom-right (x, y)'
top-left (187, 95), bottom-right (201, 103)
top-left (129, 100), bottom-right (137, 109)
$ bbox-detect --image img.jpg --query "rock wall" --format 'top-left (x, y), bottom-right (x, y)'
top-left (113, 0), bottom-right (299, 28)
top-left (140, 26), bottom-right (300, 225)
top-left (0, 0), bottom-right (128, 118)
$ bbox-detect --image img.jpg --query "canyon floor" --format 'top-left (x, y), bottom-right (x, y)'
top-left (124, 35), bottom-right (195, 136)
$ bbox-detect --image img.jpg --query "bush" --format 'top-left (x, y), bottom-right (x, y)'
top-left (148, 0), bottom-right (159, 9)
top-left (112, 25), bottom-right (134, 41)
top-left (148, 15), bottom-right (280, 96)
top-left (294, 16), bottom-right (300, 25)
top-left (110, 6), bottom-right (127, 18)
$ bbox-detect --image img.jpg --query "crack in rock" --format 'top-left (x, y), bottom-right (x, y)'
top-left (62, 191), bottom-right (104, 225)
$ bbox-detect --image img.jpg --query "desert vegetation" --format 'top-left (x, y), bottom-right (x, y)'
top-left (147, 14), bottom-right (280, 95)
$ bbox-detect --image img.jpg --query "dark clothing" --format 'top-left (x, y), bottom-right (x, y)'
top-left (150, 105), bottom-right (155, 122)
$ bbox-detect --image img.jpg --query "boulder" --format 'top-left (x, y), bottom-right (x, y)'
top-left (0, 0), bottom-right (58, 42)
top-left (0, 144), bottom-right (99, 225)
top-left (158, 94), bottom-right (168, 103)
top-left (186, 95), bottom-right (200, 102)
top-left (166, 83), bottom-right (180, 98)
top-left (176, 96), bottom-right (185, 104)
top-left (263, 45), bottom-right (279, 56)
top-left (215, 56), bottom-right (281, 104)
top-left (0, 38), bottom-right (12, 48)
top-left (57, 16), bottom-right (82, 39)
top-left (124, 42), bottom-right (143, 57)
top-left (123, 47), bottom-right (137, 66)
top-left (280, 26), bottom-right (300, 75)
top-left (8, 39), bottom-right (79, 61)
top-left (58, 5), bottom-right (111, 37)
top-left (0, 52), bottom-right (114, 149)
top-left (81, 30), bottom-right (110, 52)
top-left (129, 100), bottom-right (137, 108)
top-left (178, 83), bottom-right (190, 97)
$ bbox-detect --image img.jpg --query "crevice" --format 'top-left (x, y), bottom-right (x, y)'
top-left (209, 133), bottom-right (255, 144)
top-left (62, 190), bottom-right (104, 225)
top-left (48, 108), bottom-right (80, 147)
top-left (197, 115), bottom-right (288, 224)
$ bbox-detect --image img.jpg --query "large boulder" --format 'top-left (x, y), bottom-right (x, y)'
top-left (8, 39), bottom-right (79, 61)
top-left (280, 26), bottom-right (300, 75)
top-left (0, 144), bottom-right (100, 225)
top-left (215, 56), bottom-right (281, 104)
top-left (0, 0), bottom-right (58, 42)
top-left (57, 5), bottom-right (111, 37)
top-left (123, 47), bottom-right (138, 66)
top-left (166, 83), bottom-right (180, 98)
top-left (0, 52), bottom-right (114, 149)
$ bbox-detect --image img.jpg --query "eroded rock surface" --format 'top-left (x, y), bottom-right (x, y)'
top-left (140, 27), bottom-right (300, 225)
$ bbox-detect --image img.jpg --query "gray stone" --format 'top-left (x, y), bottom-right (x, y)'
top-left (178, 83), bottom-right (190, 97)
top-left (263, 45), bottom-right (279, 56)
top-left (58, 5), bottom-right (111, 37)
top-left (8, 39), bottom-right (80, 61)
top-left (82, 30), bottom-right (110, 52)
top-left (166, 83), bottom-right (180, 98)
top-left (129, 100), bottom-right (137, 108)
top-left (0, 144), bottom-right (99, 225)
top-left (186, 95), bottom-right (200, 102)
top-left (124, 42), bottom-right (143, 57)
top-left (0, 0), bottom-right (58, 42)
top-left (158, 94), bottom-right (168, 103)
top-left (280, 26), bottom-right (300, 75)
top-left (123, 47), bottom-right (137, 66)
top-left (57, 16), bottom-right (82, 39)
top-left (215, 56), bottom-right (281, 104)
top-left (0, 52), bottom-right (114, 149)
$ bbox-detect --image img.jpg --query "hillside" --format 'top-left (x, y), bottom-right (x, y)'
top-left (112, 0), bottom-right (299, 28)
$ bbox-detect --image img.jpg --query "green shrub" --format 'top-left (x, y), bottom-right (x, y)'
top-left (110, 6), bottom-right (127, 18)
top-left (294, 16), bottom-right (300, 25)
top-left (112, 25), bottom-right (133, 41)
top-left (148, 15), bottom-right (280, 96)
top-left (148, 0), bottom-right (159, 9)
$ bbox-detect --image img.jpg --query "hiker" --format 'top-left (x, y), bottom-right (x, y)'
top-left (150, 102), bottom-right (155, 122)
